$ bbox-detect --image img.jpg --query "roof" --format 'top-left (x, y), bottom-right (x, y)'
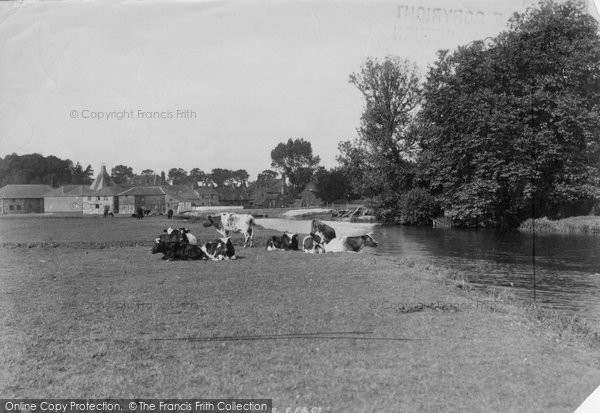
top-left (44, 185), bottom-right (98, 197)
top-left (0, 184), bottom-right (54, 199)
top-left (215, 186), bottom-right (250, 200)
top-left (196, 186), bottom-right (220, 196)
top-left (89, 164), bottom-right (113, 191)
top-left (118, 186), bottom-right (167, 196)
top-left (117, 185), bottom-right (202, 201)
top-left (96, 185), bottom-right (129, 196)
top-left (130, 174), bottom-right (163, 186)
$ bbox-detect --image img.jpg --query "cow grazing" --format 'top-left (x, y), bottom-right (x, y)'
top-left (324, 233), bottom-right (379, 253)
top-left (202, 213), bottom-right (254, 248)
top-left (302, 233), bottom-right (325, 254)
top-left (266, 233), bottom-right (299, 251)
top-left (310, 219), bottom-right (336, 243)
top-left (151, 237), bottom-right (208, 261)
top-left (201, 237), bottom-right (236, 260)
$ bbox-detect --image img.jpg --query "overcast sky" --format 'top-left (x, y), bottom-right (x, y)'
top-left (1, 0), bottom-right (598, 179)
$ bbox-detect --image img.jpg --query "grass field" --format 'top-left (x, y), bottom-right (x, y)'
top-left (1, 215), bottom-right (599, 411)
top-left (519, 216), bottom-right (600, 234)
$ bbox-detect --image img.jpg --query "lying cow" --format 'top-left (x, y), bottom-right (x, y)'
top-left (310, 219), bottom-right (336, 243)
top-left (201, 237), bottom-right (237, 260)
top-left (324, 233), bottom-right (379, 253)
top-left (266, 233), bottom-right (299, 251)
top-left (302, 233), bottom-right (325, 254)
top-left (151, 237), bottom-right (208, 261)
top-left (178, 227), bottom-right (197, 245)
top-left (202, 213), bottom-right (254, 248)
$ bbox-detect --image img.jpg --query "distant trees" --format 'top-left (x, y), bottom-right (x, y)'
top-left (167, 168), bottom-right (188, 185)
top-left (71, 162), bottom-right (94, 185)
top-left (141, 169), bottom-right (155, 176)
top-left (314, 167), bottom-right (354, 204)
top-left (419, 0), bottom-right (600, 226)
top-left (271, 138), bottom-right (320, 194)
top-left (0, 153), bottom-right (84, 187)
top-left (257, 170), bottom-right (278, 186)
top-left (111, 165), bottom-right (134, 184)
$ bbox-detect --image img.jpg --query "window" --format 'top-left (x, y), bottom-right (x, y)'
top-left (95, 204), bottom-right (99, 209)
top-left (16, 205), bottom-right (21, 211)
top-left (87, 196), bottom-right (91, 200)
top-left (9, 205), bottom-right (14, 211)
top-left (97, 196), bottom-right (100, 201)
top-left (103, 197), bottom-right (108, 200)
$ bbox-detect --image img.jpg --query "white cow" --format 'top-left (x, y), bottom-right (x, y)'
top-left (202, 213), bottom-right (255, 248)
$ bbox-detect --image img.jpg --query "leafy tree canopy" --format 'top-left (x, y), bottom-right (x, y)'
top-left (271, 138), bottom-right (320, 194)
top-left (419, 0), bottom-right (600, 227)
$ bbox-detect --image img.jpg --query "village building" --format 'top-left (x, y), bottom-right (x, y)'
top-left (215, 186), bottom-right (250, 207)
top-left (44, 185), bottom-right (103, 214)
top-left (117, 185), bottom-right (201, 214)
top-left (0, 184), bottom-right (53, 214)
top-left (248, 178), bottom-right (290, 208)
top-left (194, 186), bottom-right (220, 206)
top-left (293, 181), bottom-right (323, 207)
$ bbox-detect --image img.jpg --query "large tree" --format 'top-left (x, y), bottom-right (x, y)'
top-left (419, 0), bottom-right (600, 227)
top-left (111, 165), bottom-right (134, 185)
top-left (271, 138), bottom-right (320, 193)
top-left (342, 56), bottom-right (422, 218)
top-left (167, 168), bottom-right (188, 186)
top-left (189, 168), bottom-right (208, 187)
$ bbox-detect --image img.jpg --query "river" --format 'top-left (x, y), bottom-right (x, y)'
top-left (256, 218), bottom-right (600, 324)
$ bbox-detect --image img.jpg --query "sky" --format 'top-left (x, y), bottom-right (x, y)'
top-left (1, 0), bottom-right (599, 179)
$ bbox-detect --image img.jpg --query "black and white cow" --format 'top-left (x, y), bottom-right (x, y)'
top-left (310, 219), bottom-right (336, 243)
top-left (266, 233), bottom-right (299, 251)
top-left (177, 227), bottom-right (198, 245)
top-left (201, 237), bottom-right (236, 260)
top-left (302, 233), bottom-right (325, 254)
top-left (151, 237), bottom-right (208, 261)
top-left (324, 233), bottom-right (378, 253)
top-left (202, 213), bottom-right (254, 248)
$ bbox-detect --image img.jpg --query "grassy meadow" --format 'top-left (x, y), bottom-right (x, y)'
top-left (1, 215), bottom-right (599, 412)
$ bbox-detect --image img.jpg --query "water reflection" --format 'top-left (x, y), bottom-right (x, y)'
top-left (372, 226), bottom-right (600, 322)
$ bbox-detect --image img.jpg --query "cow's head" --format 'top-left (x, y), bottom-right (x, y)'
top-left (202, 215), bottom-right (215, 228)
top-left (151, 237), bottom-right (166, 254)
top-left (363, 233), bottom-right (378, 248)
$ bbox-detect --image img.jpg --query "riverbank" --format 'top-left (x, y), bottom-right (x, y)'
top-left (1, 217), bottom-right (598, 410)
top-left (519, 216), bottom-right (600, 234)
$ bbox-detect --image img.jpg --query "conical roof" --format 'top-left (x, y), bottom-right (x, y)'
top-left (90, 164), bottom-right (113, 191)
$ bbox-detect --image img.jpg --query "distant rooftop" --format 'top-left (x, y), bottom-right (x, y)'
top-left (0, 184), bottom-right (54, 198)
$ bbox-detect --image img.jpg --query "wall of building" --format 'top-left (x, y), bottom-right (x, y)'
top-left (82, 195), bottom-right (113, 214)
top-left (0, 198), bottom-right (44, 214)
top-left (44, 197), bottom-right (83, 213)
top-left (119, 194), bottom-right (171, 214)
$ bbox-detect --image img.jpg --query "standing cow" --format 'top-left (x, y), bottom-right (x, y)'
top-left (202, 213), bottom-right (254, 248)
top-left (310, 219), bottom-right (336, 243)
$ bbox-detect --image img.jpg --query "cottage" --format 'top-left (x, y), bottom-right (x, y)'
top-left (0, 184), bottom-right (53, 214)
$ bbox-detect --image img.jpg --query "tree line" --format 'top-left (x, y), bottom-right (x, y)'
top-left (3, 2), bottom-right (596, 227)
top-left (336, 0), bottom-right (600, 227)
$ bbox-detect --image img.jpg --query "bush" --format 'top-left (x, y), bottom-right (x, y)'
top-left (398, 188), bottom-right (441, 226)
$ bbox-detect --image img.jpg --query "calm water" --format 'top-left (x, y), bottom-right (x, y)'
top-left (372, 226), bottom-right (600, 322)
top-left (258, 219), bottom-right (600, 323)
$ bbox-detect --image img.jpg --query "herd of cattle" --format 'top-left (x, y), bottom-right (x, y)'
top-left (151, 212), bottom-right (378, 261)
